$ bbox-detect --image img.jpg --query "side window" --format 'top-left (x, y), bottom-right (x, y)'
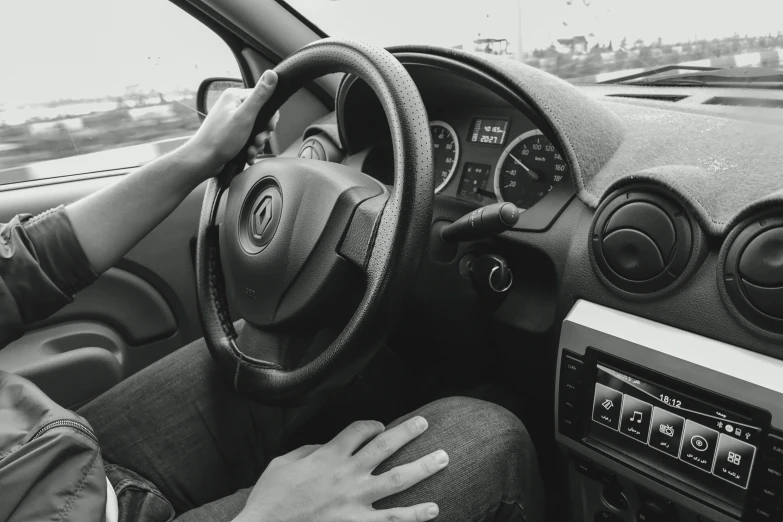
top-left (0, 0), bottom-right (241, 184)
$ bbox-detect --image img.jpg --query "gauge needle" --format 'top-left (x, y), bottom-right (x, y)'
top-left (509, 154), bottom-right (540, 181)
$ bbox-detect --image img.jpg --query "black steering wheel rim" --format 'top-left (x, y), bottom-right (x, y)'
top-left (195, 39), bottom-right (434, 405)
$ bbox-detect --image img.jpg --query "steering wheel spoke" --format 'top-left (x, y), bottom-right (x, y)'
top-left (338, 192), bottom-right (389, 271)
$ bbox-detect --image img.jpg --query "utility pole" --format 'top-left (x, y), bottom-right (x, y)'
top-left (517, 0), bottom-right (524, 60)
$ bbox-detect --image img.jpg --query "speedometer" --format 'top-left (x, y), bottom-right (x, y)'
top-left (494, 130), bottom-right (569, 209)
top-left (429, 121), bottom-right (459, 193)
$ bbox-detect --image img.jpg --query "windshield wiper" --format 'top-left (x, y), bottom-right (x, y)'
top-left (598, 65), bottom-right (720, 84)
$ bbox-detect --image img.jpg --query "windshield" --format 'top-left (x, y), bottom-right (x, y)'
top-left (286, 0), bottom-right (782, 84)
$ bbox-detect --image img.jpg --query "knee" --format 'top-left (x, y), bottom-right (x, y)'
top-left (379, 397), bottom-right (545, 521)
top-left (417, 397), bottom-right (538, 486)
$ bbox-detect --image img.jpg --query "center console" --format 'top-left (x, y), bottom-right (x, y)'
top-left (557, 300), bottom-right (783, 522)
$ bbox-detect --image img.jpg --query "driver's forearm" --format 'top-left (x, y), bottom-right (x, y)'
top-left (66, 143), bottom-right (218, 274)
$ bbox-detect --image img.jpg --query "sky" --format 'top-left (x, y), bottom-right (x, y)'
top-left (289, 0), bottom-right (783, 52)
top-left (0, 0), bottom-right (240, 106)
top-left (1, 0), bottom-right (781, 107)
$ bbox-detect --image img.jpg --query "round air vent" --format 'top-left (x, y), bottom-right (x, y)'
top-left (722, 214), bottom-right (783, 333)
top-left (592, 188), bottom-right (693, 293)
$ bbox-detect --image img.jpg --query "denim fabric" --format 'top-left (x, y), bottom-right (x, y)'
top-left (105, 464), bottom-right (175, 522)
top-left (79, 332), bottom-right (544, 522)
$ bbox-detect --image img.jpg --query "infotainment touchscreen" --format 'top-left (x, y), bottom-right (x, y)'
top-left (589, 364), bottom-right (761, 509)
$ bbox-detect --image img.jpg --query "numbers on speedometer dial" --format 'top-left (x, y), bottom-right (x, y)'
top-left (429, 121), bottom-right (460, 193)
top-left (494, 130), bottom-right (569, 209)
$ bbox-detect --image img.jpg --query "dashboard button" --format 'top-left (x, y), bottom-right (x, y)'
top-left (712, 433), bottom-right (756, 488)
top-left (594, 511), bottom-right (623, 522)
top-left (560, 413), bottom-right (582, 439)
top-left (560, 396), bottom-right (580, 414)
top-left (758, 458), bottom-right (783, 483)
top-left (648, 407), bottom-right (685, 458)
top-left (764, 434), bottom-right (783, 463)
top-left (620, 395), bottom-right (654, 444)
top-left (754, 480), bottom-right (783, 508)
top-left (592, 383), bottom-right (623, 430)
top-left (561, 354), bottom-right (584, 381)
top-left (562, 377), bottom-right (583, 397)
top-left (746, 502), bottom-right (778, 521)
top-left (679, 420), bottom-right (719, 473)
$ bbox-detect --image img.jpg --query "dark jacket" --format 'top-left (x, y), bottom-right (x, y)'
top-left (0, 206), bottom-right (109, 521)
top-left (0, 206), bottom-right (97, 347)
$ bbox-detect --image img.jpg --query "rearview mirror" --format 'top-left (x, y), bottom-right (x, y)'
top-left (196, 77), bottom-right (244, 120)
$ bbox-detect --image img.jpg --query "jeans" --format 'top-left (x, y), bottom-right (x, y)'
top-left (78, 333), bottom-right (545, 522)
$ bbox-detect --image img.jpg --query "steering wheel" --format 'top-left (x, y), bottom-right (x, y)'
top-left (195, 39), bottom-right (434, 405)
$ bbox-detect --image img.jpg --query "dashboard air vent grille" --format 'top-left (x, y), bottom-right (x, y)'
top-left (722, 214), bottom-right (783, 333)
top-left (605, 94), bottom-right (688, 102)
top-left (592, 188), bottom-right (693, 294)
top-left (704, 97), bottom-right (783, 108)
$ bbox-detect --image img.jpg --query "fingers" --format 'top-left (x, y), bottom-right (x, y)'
top-left (245, 111), bottom-right (280, 164)
top-left (354, 416), bottom-right (428, 469)
top-left (275, 444), bottom-right (322, 465)
top-left (240, 70), bottom-right (278, 115)
top-left (369, 504), bottom-right (440, 522)
top-left (365, 449), bottom-right (448, 502)
top-left (246, 131), bottom-right (272, 164)
top-left (324, 420), bottom-right (385, 456)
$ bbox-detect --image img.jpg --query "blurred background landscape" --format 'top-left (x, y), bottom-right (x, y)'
top-left (1, 0), bottom-right (781, 181)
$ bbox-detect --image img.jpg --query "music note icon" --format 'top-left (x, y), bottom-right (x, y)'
top-left (630, 411), bottom-right (643, 424)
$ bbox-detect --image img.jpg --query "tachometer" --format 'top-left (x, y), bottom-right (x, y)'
top-left (429, 121), bottom-right (459, 193)
top-left (494, 130), bottom-right (569, 209)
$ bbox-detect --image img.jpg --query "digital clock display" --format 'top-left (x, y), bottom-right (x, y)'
top-left (659, 395), bottom-right (682, 408)
top-left (468, 117), bottom-right (510, 147)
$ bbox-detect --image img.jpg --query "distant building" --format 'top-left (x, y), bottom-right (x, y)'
top-left (557, 36), bottom-right (588, 54)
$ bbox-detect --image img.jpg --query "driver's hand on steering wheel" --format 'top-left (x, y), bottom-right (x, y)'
top-left (234, 416), bottom-right (448, 522)
top-left (186, 69), bottom-right (281, 175)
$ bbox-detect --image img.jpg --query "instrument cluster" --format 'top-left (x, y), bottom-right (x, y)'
top-left (427, 111), bottom-right (569, 211)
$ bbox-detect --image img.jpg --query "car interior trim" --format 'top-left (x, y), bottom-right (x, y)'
top-left (558, 300), bottom-right (783, 429)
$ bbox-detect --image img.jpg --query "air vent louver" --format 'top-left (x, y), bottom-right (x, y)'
top-left (722, 214), bottom-right (783, 333)
top-left (592, 188), bottom-right (693, 293)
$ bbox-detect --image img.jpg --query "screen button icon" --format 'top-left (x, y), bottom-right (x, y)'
top-left (713, 433), bottom-right (756, 489)
top-left (619, 395), bottom-right (653, 444)
top-left (592, 383), bottom-right (623, 431)
top-left (648, 407), bottom-right (685, 458)
top-left (680, 420), bottom-right (719, 473)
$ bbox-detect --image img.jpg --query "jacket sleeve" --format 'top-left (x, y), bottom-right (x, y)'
top-left (0, 206), bottom-right (98, 348)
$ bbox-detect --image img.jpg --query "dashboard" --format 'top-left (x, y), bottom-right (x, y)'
top-left (294, 46), bottom-right (783, 522)
top-left (336, 63), bottom-right (574, 230)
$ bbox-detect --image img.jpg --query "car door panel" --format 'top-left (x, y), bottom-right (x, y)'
top-left (30, 267), bottom-right (177, 345)
top-left (0, 173), bottom-right (206, 406)
top-left (0, 321), bottom-right (125, 408)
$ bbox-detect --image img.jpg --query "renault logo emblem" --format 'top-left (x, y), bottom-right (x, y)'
top-left (252, 194), bottom-right (274, 238)
top-left (243, 186), bottom-right (281, 252)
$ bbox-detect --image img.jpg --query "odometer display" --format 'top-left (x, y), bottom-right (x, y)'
top-left (494, 130), bottom-right (569, 209)
top-left (468, 117), bottom-right (510, 147)
top-left (429, 121), bottom-right (459, 193)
